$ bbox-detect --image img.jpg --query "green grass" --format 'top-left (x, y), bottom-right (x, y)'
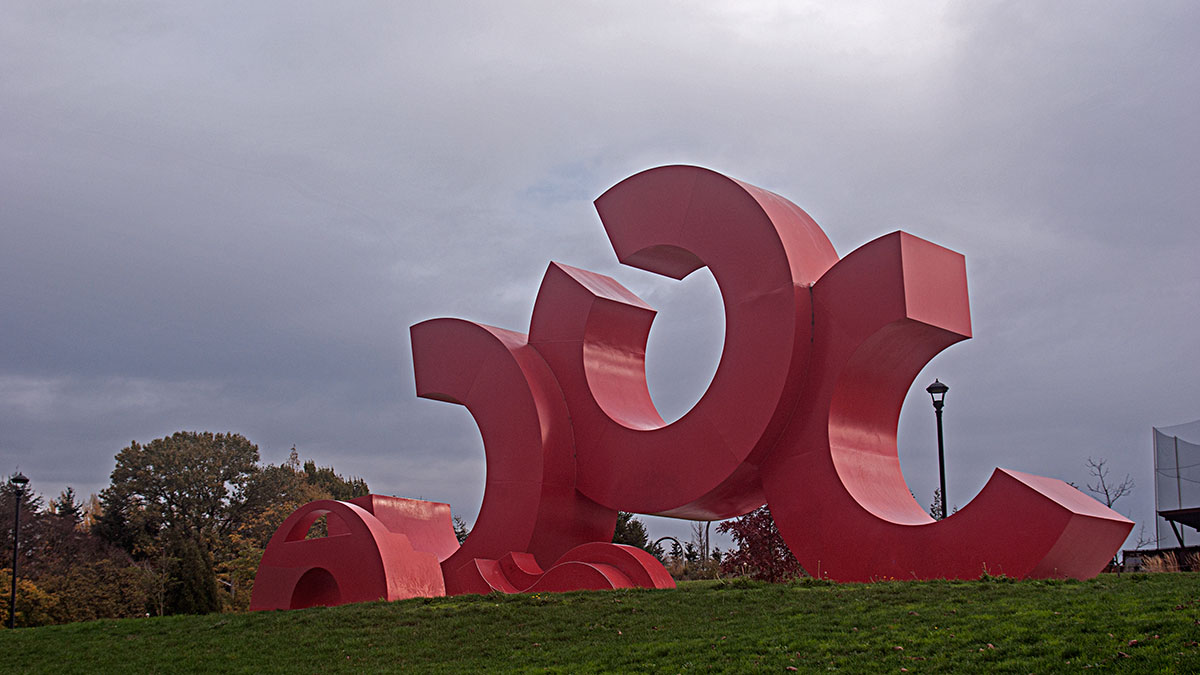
top-left (3, 574), bottom-right (1200, 673)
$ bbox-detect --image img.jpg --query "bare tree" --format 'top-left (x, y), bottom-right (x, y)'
top-left (1085, 457), bottom-right (1134, 508)
top-left (690, 521), bottom-right (711, 562)
top-left (1132, 523), bottom-right (1156, 550)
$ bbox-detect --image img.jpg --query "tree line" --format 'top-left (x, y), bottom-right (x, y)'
top-left (4, 431), bottom-right (729, 628)
top-left (6, 431), bottom-right (1129, 627)
top-left (1, 431), bottom-right (367, 627)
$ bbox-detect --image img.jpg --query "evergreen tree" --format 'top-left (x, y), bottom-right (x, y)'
top-left (164, 532), bottom-right (220, 615)
top-left (929, 488), bottom-right (945, 521)
top-left (669, 540), bottom-right (683, 559)
top-left (453, 516), bottom-right (470, 544)
top-left (0, 476), bottom-right (45, 577)
top-left (612, 511), bottom-right (651, 551)
top-left (51, 487), bottom-right (83, 526)
top-left (301, 460), bottom-right (369, 500)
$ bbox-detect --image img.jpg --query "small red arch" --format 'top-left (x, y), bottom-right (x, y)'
top-left (291, 567), bottom-right (340, 609)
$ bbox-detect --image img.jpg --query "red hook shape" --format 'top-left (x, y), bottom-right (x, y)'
top-left (410, 317), bottom-right (620, 593)
top-left (761, 232), bottom-right (1133, 580)
top-left (529, 165), bottom-right (839, 519)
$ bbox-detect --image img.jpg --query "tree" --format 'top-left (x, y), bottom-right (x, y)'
top-left (163, 531), bottom-right (220, 615)
top-left (0, 571), bottom-right (56, 628)
top-left (1083, 457), bottom-right (1135, 570)
top-left (612, 512), bottom-right (651, 551)
top-left (0, 477), bottom-right (45, 578)
top-left (80, 493), bottom-right (102, 532)
top-left (669, 540), bottom-right (683, 560)
top-left (217, 447), bottom-right (370, 611)
top-left (301, 459), bottom-right (369, 500)
top-left (1085, 457), bottom-right (1134, 508)
top-left (927, 488), bottom-right (957, 521)
top-left (94, 432), bottom-right (261, 615)
top-left (39, 559), bottom-right (148, 624)
top-left (92, 433), bottom-right (369, 615)
top-left (51, 487), bottom-right (83, 526)
top-left (716, 506), bottom-right (802, 583)
top-left (690, 521), bottom-right (713, 562)
top-left (453, 516), bottom-right (470, 544)
top-left (1, 478), bottom-right (144, 627)
top-left (96, 432), bottom-right (261, 557)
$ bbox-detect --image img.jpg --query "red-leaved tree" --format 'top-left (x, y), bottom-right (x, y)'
top-left (716, 505), bottom-right (802, 582)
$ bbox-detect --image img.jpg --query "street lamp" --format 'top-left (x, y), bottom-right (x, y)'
top-left (925, 380), bottom-right (949, 520)
top-left (8, 471), bottom-right (28, 630)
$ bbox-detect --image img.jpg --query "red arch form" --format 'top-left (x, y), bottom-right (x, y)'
top-left (529, 165), bottom-right (839, 519)
top-left (249, 499), bottom-right (444, 610)
top-left (410, 318), bottom-right (617, 593)
top-left (453, 543), bottom-right (675, 595)
top-left (762, 232), bottom-right (1134, 581)
top-left (292, 567), bottom-right (340, 609)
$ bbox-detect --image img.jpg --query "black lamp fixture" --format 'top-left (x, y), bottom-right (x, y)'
top-left (9, 471), bottom-right (29, 629)
top-left (925, 380), bottom-right (949, 520)
top-left (926, 378), bottom-right (948, 410)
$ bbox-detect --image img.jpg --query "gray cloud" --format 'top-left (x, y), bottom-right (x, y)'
top-left (2, 1), bottom-right (1196, 549)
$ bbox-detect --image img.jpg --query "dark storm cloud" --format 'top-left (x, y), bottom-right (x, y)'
top-left (2, 1), bottom-right (1196, 548)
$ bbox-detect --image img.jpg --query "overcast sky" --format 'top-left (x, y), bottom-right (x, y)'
top-left (2, 1), bottom-right (1197, 552)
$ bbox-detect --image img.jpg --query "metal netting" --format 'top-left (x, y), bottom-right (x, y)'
top-left (1154, 420), bottom-right (1200, 547)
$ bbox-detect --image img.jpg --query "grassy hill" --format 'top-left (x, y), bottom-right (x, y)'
top-left (3, 574), bottom-right (1199, 673)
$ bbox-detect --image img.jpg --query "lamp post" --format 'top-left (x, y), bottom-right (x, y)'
top-left (8, 471), bottom-right (28, 629)
top-left (926, 380), bottom-right (949, 520)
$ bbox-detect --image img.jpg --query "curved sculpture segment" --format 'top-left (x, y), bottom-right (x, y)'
top-left (760, 232), bottom-right (1133, 580)
top-left (250, 498), bottom-right (445, 610)
top-left (409, 317), bottom-right (626, 593)
top-left (529, 165), bottom-right (838, 519)
top-left (452, 543), bottom-right (675, 595)
top-left (253, 164), bottom-right (1132, 609)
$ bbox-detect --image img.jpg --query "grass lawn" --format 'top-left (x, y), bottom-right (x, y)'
top-left (3, 574), bottom-right (1199, 673)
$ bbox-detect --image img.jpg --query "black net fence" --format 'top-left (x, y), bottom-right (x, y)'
top-left (1154, 420), bottom-right (1200, 547)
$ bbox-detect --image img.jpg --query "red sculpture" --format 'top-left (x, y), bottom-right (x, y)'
top-left (251, 165), bottom-right (1132, 609)
top-left (250, 496), bottom-right (448, 610)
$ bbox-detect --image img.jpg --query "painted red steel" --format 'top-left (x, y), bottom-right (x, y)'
top-left (249, 498), bottom-right (445, 610)
top-left (408, 318), bottom-right (640, 595)
top-left (758, 232), bottom-right (1132, 580)
top-left (252, 164), bottom-right (1133, 608)
top-left (528, 167), bottom-right (838, 520)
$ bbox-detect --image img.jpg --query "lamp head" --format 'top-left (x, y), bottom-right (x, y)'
top-left (9, 472), bottom-right (29, 490)
top-left (925, 379), bottom-right (948, 409)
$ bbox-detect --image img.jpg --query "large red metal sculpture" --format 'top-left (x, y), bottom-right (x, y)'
top-left (251, 165), bottom-right (1132, 610)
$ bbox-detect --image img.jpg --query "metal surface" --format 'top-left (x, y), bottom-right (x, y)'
top-left (529, 167), bottom-right (838, 520)
top-left (760, 231), bottom-right (1132, 580)
top-left (250, 497), bottom-right (447, 610)
top-left (1158, 507), bottom-right (1200, 532)
top-left (252, 165), bottom-right (1133, 607)
top-left (408, 317), bottom-right (667, 595)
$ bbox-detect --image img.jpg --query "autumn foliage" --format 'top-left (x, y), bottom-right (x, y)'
top-left (716, 506), bottom-right (802, 583)
top-left (2, 431), bottom-right (368, 626)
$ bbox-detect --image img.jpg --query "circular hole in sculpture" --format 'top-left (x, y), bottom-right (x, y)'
top-left (638, 267), bottom-right (724, 424)
top-left (291, 567), bottom-right (341, 609)
top-left (417, 404), bottom-right (485, 539)
top-left (896, 368), bottom-right (945, 521)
